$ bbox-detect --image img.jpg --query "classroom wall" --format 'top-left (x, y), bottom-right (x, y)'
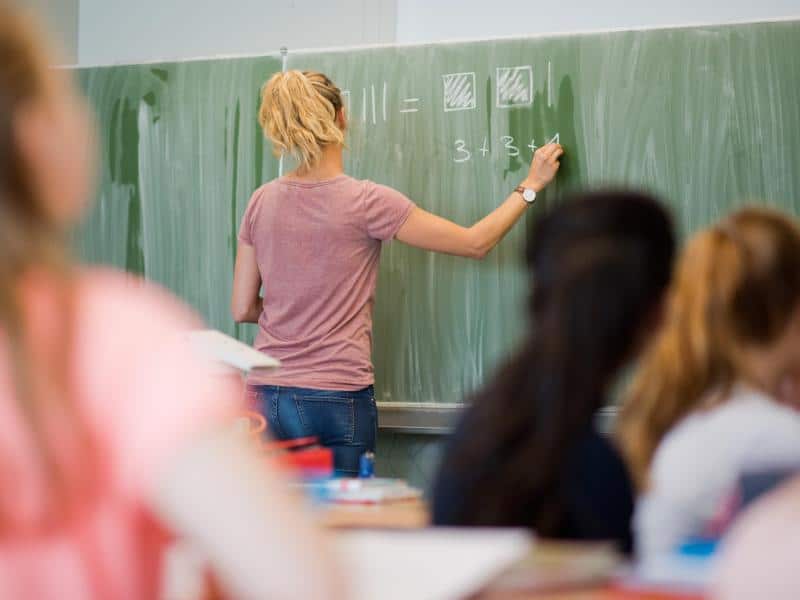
top-left (77, 0), bottom-right (398, 66)
top-left (395, 0), bottom-right (800, 43)
top-left (74, 0), bottom-right (800, 65)
top-left (19, 0), bottom-right (80, 64)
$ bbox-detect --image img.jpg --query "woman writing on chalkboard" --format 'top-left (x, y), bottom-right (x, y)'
top-left (232, 70), bottom-right (563, 475)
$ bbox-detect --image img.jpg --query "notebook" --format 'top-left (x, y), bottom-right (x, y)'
top-left (335, 528), bottom-right (532, 600)
top-left (185, 329), bottom-right (280, 373)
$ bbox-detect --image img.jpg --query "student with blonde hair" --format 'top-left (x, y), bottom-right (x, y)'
top-left (0, 4), bottom-right (342, 598)
top-left (618, 207), bottom-right (800, 560)
top-left (233, 70), bottom-right (564, 474)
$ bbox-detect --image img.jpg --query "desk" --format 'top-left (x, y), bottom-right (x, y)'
top-left (318, 498), bottom-right (429, 529)
top-left (319, 504), bottom-right (705, 600)
top-left (478, 587), bottom-right (705, 600)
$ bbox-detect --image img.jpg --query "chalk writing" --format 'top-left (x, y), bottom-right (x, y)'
top-left (497, 66), bottom-right (533, 108)
top-left (452, 133), bottom-right (560, 163)
top-left (443, 72), bottom-right (477, 112)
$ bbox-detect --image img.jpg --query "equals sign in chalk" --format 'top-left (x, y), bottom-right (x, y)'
top-left (400, 98), bottom-right (420, 113)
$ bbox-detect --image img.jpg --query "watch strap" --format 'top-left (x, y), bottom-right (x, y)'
top-left (515, 185), bottom-right (536, 204)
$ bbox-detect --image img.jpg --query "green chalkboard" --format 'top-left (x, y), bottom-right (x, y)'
top-left (76, 56), bottom-right (282, 340)
top-left (76, 20), bottom-right (800, 405)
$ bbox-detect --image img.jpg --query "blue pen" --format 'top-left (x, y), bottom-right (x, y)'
top-left (359, 451), bottom-right (375, 478)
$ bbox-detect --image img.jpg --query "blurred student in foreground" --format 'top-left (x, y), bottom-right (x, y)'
top-left (0, 4), bottom-right (342, 598)
top-left (713, 475), bottom-right (800, 600)
top-left (432, 191), bottom-right (676, 554)
top-left (619, 207), bottom-right (800, 561)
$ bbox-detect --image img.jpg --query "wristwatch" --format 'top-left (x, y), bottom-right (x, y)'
top-left (515, 185), bottom-right (537, 204)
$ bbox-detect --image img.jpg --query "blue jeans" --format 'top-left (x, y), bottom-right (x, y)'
top-left (253, 385), bottom-right (377, 477)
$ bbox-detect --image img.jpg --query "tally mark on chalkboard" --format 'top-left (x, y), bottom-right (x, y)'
top-left (400, 98), bottom-right (420, 114)
top-left (357, 84), bottom-right (388, 125)
top-left (361, 88), bottom-right (368, 123)
top-left (341, 90), bottom-right (352, 116)
top-left (496, 66), bottom-right (533, 108)
top-left (442, 72), bottom-right (476, 112)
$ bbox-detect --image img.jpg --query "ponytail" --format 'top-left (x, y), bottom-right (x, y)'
top-left (0, 2), bottom-right (97, 532)
top-left (259, 70), bottom-right (344, 172)
top-left (441, 191), bottom-right (675, 531)
top-left (618, 207), bottom-right (800, 489)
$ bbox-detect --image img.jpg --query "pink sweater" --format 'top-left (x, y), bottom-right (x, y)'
top-left (0, 270), bottom-right (239, 598)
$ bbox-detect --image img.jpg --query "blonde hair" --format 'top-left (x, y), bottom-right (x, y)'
top-left (618, 207), bottom-right (800, 489)
top-left (0, 2), bottom-right (95, 531)
top-left (258, 70), bottom-right (345, 172)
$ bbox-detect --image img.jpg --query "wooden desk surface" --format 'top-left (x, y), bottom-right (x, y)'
top-left (478, 587), bottom-right (705, 600)
top-left (318, 498), bottom-right (430, 530)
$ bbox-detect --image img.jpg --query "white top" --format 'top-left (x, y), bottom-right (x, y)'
top-left (635, 384), bottom-right (800, 560)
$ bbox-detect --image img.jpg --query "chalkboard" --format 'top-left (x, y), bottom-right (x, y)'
top-left (76, 20), bottom-right (800, 406)
top-left (76, 56), bottom-right (282, 340)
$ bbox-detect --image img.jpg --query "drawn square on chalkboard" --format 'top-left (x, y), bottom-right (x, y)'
top-left (442, 72), bottom-right (477, 112)
top-left (496, 66), bottom-right (533, 108)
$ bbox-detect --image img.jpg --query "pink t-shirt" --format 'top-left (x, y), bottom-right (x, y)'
top-left (0, 270), bottom-right (239, 599)
top-left (238, 175), bottom-right (415, 391)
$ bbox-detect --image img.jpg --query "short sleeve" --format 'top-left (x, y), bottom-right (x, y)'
top-left (362, 182), bottom-right (415, 241)
top-left (238, 189), bottom-right (261, 246)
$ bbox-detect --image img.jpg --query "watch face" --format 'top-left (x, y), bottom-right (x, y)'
top-left (523, 188), bottom-right (536, 203)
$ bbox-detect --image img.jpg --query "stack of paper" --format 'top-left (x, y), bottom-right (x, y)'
top-left (335, 528), bottom-right (533, 600)
top-left (302, 478), bottom-right (422, 504)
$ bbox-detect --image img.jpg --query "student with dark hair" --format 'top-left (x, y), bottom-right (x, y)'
top-left (431, 191), bottom-right (676, 554)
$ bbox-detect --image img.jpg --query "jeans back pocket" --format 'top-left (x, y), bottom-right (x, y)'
top-left (293, 393), bottom-right (355, 446)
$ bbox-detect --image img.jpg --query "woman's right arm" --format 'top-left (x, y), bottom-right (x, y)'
top-left (395, 143), bottom-right (563, 259)
top-left (231, 242), bottom-right (263, 323)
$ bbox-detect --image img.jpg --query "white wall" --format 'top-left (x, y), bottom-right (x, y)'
top-left (78, 0), bottom-right (397, 66)
top-left (76, 0), bottom-right (800, 66)
top-left (396, 0), bottom-right (800, 43)
top-left (19, 0), bottom-right (79, 63)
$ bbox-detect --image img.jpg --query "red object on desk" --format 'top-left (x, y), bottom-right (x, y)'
top-left (240, 404), bottom-right (334, 478)
top-left (266, 436), bottom-right (319, 451)
top-left (265, 437), bottom-right (334, 479)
